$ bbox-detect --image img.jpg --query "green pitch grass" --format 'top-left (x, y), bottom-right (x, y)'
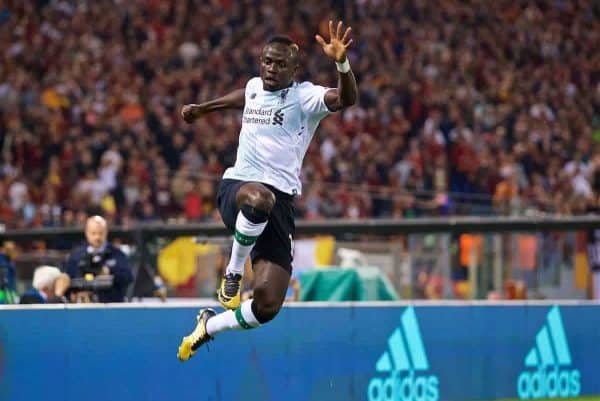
top-left (495, 397), bottom-right (600, 401)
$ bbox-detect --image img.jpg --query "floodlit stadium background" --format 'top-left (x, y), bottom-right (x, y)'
top-left (1, 1), bottom-right (599, 401)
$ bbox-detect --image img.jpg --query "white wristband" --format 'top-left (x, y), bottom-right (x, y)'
top-left (335, 58), bottom-right (351, 73)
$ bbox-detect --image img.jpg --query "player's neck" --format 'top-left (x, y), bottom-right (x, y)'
top-left (263, 80), bottom-right (294, 92)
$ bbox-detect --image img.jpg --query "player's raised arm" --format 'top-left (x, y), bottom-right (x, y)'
top-left (181, 88), bottom-right (246, 123)
top-left (316, 20), bottom-right (358, 112)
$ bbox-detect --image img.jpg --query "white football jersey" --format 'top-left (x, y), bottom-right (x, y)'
top-left (222, 77), bottom-right (331, 195)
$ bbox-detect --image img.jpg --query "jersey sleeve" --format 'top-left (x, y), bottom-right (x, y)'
top-left (298, 81), bottom-right (332, 117)
top-left (245, 77), bottom-right (261, 99)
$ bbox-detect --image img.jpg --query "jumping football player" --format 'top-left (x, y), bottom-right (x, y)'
top-left (178, 20), bottom-right (357, 361)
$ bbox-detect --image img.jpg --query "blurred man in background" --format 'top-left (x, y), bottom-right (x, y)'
top-left (64, 215), bottom-right (133, 303)
top-left (19, 265), bottom-right (70, 304)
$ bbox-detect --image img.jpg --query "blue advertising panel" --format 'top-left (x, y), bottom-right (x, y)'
top-left (0, 303), bottom-right (598, 401)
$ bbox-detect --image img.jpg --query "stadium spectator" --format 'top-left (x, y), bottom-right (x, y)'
top-left (0, 244), bottom-right (17, 304)
top-left (0, 0), bottom-right (598, 228)
top-left (64, 215), bottom-right (133, 302)
top-left (19, 265), bottom-right (70, 304)
top-left (588, 229), bottom-right (600, 300)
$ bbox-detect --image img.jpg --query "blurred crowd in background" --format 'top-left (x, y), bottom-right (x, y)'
top-left (0, 0), bottom-right (599, 229)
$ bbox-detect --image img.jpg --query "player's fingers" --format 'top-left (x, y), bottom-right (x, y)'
top-left (336, 21), bottom-right (343, 39)
top-left (341, 27), bottom-right (352, 43)
top-left (328, 20), bottom-right (334, 40)
top-left (344, 39), bottom-right (354, 48)
top-left (315, 34), bottom-right (326, 47)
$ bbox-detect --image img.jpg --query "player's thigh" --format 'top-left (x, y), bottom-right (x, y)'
top-left (217, 180), bottom-right (275, 229)
top-left (251, 193), bottom-right (295, 271)
top-left (216, 179), bottom-right (247, 229)
top-left (234, 182), bottom-right (276, 211)
top-left (251, 195), bottom-right (295, 304)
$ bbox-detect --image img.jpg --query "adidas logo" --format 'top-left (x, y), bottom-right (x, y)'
top-left (368, 307), bottom-right (439, 401)
top-left (517, 306), bottom-right (581, 399)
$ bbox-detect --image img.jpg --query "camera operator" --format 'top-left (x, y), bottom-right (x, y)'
top-left (65, 215), bottom-right (133, 302)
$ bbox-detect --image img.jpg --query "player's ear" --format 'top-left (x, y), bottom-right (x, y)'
top-left (290, 44), bottom-right (300, 72)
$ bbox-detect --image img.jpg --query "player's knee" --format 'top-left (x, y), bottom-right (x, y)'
top-left (238, 185), bottom-right (276, 213)
top-left (252, 300), bottom-right (281, 324)
top-left (252, 286), bottom-right (283, 324)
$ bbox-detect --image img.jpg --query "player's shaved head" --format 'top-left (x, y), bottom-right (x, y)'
top-left (85, 215), bottom-right (108, 249)
top-left (265, 35), bottom-right (299, 65)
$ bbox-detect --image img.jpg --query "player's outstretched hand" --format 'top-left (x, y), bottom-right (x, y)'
top-left (315, 20), bottom-right (353, 63)
top-left (181, 104), bottom-right (201, 123)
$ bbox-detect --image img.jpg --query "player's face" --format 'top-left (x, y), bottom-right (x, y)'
top-left (260, 44), bottom-right (297, 91)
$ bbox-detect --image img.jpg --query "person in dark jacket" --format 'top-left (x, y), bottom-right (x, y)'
top-left (65, 215), bottom-right (133, 303)
top-left (0, 249), bottom-right (18, 304)
top-left (20, 265), bottom-right (70, 304)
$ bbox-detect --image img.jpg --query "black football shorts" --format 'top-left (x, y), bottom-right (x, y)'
top-left (217, 179), bottom-right (295, 273)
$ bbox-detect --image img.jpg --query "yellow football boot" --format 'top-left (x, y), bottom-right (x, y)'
top-left (177, 308), bottom-right (216, 362)
top-left (217, 273), bottom-right (243, 310)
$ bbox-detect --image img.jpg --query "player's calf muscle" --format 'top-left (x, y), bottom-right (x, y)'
top-left (251, 260), bottom-right (290, 324)
top-left (252, 285), bottom-right (285, 323)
